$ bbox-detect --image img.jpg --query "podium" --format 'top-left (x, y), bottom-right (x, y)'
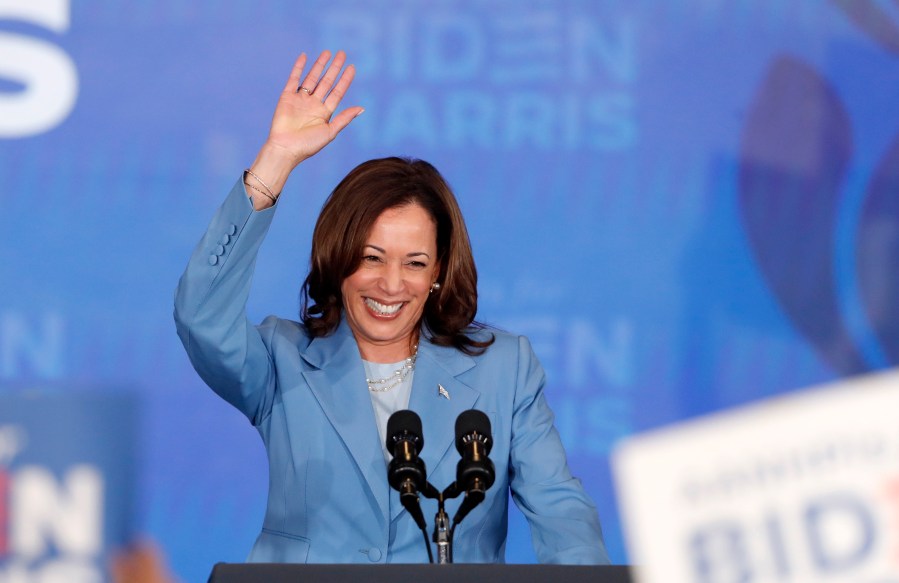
top-left (208, 563), bottom-right (633, 583)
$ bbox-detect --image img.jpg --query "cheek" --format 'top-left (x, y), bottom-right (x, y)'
top-left (341, 271), bottom-right (368, 296)
top-left (411, 277), bottom-right (435, 298)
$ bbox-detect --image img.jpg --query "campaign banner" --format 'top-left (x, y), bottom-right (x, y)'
top-left (613, 371), bottom-right (899, 583)
top-left (0, 390), bottom-right (136, 583)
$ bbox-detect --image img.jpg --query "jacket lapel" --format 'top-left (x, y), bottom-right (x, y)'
top-left (301, 321), bottom-right (390, 524)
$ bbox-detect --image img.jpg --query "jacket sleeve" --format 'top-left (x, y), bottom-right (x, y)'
top-left (173, 177), bottom-right (279, 425)
top-left (508, 336), bottom-right (611, 565)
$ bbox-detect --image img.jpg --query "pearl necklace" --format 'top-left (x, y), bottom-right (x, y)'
top-left (366, 346), bottom-right (418, 393)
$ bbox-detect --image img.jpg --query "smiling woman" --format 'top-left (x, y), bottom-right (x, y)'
top-left (303, 157), bottom-right (492, 363)
top-left (339, 204), bottom-right (439, 361)
top-left (173, 49), bottom-right (608, 565)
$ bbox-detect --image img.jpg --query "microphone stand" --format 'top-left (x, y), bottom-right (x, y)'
top-left (434, 493), bottom-right (451, 563)
top-left (422, 482), bottom-right (462, 564)
top-left (421, 453), bottom-right (493, 562)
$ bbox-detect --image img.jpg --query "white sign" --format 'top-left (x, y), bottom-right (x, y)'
top-left (613, 370), bottom-right (899, 583)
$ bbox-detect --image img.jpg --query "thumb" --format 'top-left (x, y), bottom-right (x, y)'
top-left (329, 106), bottom-right (365, 137)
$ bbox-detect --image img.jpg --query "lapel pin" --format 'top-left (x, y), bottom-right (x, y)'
top-left (438, 384), bottom-right (450, 400)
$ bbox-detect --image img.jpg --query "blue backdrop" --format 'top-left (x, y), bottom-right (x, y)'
top-left (3, 0), bottom-right (899, 580)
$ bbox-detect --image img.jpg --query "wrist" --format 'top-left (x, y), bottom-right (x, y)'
top-left (249, 141), bottom-right (303, 195)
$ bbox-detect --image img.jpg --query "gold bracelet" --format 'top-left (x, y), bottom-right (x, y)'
top-left (244, 179), bottom-right (277, 203)
top-left (244, 168), bottom-right (278, 199)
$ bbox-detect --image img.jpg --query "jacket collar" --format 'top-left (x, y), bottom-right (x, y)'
top-left (300, 319), bottom-right (481, 524)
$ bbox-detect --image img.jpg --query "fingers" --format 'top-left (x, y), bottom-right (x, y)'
top-left (282, 53), bottom-right (308, 93)
top-left (323, 63), bottom-right (356, 113)
top-left (294, 50), bottom-right (355, 108)
top-left (299, 50), bottom-right (332, 94)
top-left (312, 50), bottom-right (347, 99)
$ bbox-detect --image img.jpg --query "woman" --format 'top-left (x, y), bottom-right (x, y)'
top-left (174, 50), bottom-right (608, 564)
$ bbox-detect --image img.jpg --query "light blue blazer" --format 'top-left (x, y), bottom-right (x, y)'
top-left (174, 179), bottom-right (609, 565)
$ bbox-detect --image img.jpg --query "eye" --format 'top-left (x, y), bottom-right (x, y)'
top-left (363, 255), bottom-right (383, 264)
top-left (406, 260), bottom-right (428, 269)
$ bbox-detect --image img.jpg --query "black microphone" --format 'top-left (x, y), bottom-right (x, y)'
top-left (452, 409), bottom-right (496, 525)
top-left (386, 410), bottom-right (428, 530)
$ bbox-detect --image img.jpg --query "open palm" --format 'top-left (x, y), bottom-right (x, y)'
top-left (267, 50), bottom-right (363, 164)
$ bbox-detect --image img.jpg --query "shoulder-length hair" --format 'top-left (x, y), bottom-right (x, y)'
top-left (301, 157), bottom-right (494, 355)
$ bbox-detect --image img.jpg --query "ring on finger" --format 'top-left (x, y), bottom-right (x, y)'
top-left (299, 86), bottom-right (313, 94)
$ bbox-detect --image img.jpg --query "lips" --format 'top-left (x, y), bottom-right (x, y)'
top-left (364, 297), bottom-right (406, 317)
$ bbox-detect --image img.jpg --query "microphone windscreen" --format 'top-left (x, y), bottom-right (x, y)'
top-left (455, 409), bottom-right (492, 454)
top-left (386, 409), bottom-right (424, 452)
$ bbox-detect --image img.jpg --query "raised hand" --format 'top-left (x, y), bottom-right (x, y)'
top-left (269, 50), bottom-right (363, 162)
top-left (247, 50), bottom-right (363, 208)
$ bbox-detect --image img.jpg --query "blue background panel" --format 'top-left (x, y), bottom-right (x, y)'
top-left (3, 1), bottom-right (899, 580)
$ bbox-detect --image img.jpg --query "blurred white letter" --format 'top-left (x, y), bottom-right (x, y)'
top-left (0, 0), bottom-right (78, 138)
top-left (11, 465), bottom-right (103, 558)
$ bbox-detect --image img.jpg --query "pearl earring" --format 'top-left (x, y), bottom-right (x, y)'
top-left (430, 282), bottom-right (441, 293)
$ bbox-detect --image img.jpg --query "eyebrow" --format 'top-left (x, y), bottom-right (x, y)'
top-left (365, 244), bottom-right (431, 259)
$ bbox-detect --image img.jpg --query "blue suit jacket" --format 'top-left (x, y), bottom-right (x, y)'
top-left (174, 179), bottom-right (609, 564)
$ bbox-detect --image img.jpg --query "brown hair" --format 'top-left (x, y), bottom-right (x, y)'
top-left (301, 157), bottom-right (494, 354)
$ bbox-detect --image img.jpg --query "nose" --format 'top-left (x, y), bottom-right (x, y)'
top-left (378, 261), bottom-right (405, 295)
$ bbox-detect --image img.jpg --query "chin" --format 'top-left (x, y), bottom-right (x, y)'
top-left (366, 320), bottom-right (413, 342)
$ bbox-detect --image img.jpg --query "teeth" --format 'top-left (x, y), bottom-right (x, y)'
top-left (365, 298), bottom-right (404, 316)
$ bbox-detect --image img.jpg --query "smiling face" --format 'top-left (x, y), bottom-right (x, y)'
top-left (341, 203), bottom-right (440, 363)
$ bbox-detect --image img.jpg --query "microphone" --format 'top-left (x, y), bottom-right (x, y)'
top-left (386, 410), bottom-right (428, 530)
top-left (452, 409), bottom-right (496, 525)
